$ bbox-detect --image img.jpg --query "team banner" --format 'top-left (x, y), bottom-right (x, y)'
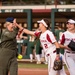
top-left (0, 8), bottom-right (75, 13)
top-left (58, 8), bottom-right (75, 12)
top-left (0, 9), bottom-right (31, 13)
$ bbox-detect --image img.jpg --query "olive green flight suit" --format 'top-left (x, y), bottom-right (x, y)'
top-left (0, 28), bottom-right (18, 75)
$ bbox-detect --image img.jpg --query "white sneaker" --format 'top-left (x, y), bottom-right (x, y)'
top-left (36, 61), bottom-right (41, 64)
top-left (44, 62), bottom-right (48, 64)
top-left (30, 60), bottom-right (33, 62)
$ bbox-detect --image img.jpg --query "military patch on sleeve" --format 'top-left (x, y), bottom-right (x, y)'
top-left (4, 32), bottom-right (10, 35)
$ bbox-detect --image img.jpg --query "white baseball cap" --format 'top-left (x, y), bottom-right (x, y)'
top-left (67, 19), bottom-right (75, 24)
top-left (37, 19), bottom-right (48, 27)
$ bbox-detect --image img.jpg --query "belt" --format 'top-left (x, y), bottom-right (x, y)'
top-left (66, 51), bottom-right (75, 54)
top-left (47, 50), bottom-right (56, 56)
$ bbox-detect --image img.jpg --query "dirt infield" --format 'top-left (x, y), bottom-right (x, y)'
top-left (18, 68), bottom-right (48, 75)
top-left (18, 68), bottom-right (70, 75)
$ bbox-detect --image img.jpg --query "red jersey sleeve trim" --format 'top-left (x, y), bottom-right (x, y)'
top-left (46, 34), bottom-right (52, 43)
top-left (60, 34), bottom-right (65, 44)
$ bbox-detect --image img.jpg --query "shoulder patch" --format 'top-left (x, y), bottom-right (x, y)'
top-left (4, 32), bottom-right (10, 35)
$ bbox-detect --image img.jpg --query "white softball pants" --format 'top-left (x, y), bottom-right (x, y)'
top-left (47, 53), bottom-right (66, 75)
top-left (64, 51), bottom-right (75, 75)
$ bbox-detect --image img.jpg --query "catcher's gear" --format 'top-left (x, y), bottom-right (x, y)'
top-left (53, 56), bottom-right (63, 71)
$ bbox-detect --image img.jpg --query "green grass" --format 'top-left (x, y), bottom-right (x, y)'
top-left (18, 63), bottom-right (48, 69)
top-left (18, 63), bottom-right (68, 70)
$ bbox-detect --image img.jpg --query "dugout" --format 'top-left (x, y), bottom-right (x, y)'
top-left (0, 9), bottom-right (51, 59)
top-left (0, 9), bottom-right (32, 59)
top-left (0, 8), bottom-right (75, 59)
top-left (51, 8), bottom-right (75, 33)
top-left (0, 9), bottom-right (75, 30)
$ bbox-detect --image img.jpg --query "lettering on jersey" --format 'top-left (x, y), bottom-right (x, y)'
top-left (65, 38), bottom-right (71, 41)
top-left (65, 38), bottom-right (75, 41)
top-left (60, 34), bottom-right (75, 44)
top-left (73, 38), bottom-right (75, 40)
top-left (40, 40), bottom-right (47, 42)
top-left (40, 39), bottom-right (48, 49)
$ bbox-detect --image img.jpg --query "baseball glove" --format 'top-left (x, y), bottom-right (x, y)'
top-left (53, 56), bottom-right (63, 71)
top-left (68, 40), bottom-right (75, 51)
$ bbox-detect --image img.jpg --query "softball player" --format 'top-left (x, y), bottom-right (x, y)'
top-left (16, 18), bottom-right (66, 75)
top-left (59, 19), bottom-right (75, 75)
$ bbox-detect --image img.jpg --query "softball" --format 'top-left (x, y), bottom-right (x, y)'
top-left (18, 54), bottom-right (23, 59)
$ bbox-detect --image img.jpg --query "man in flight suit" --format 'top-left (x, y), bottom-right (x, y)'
top-left (0, 17), bottom-right (18, 75)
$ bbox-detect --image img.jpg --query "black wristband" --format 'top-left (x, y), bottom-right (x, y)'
top-left (56, 48), bottom-right (60, 54)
